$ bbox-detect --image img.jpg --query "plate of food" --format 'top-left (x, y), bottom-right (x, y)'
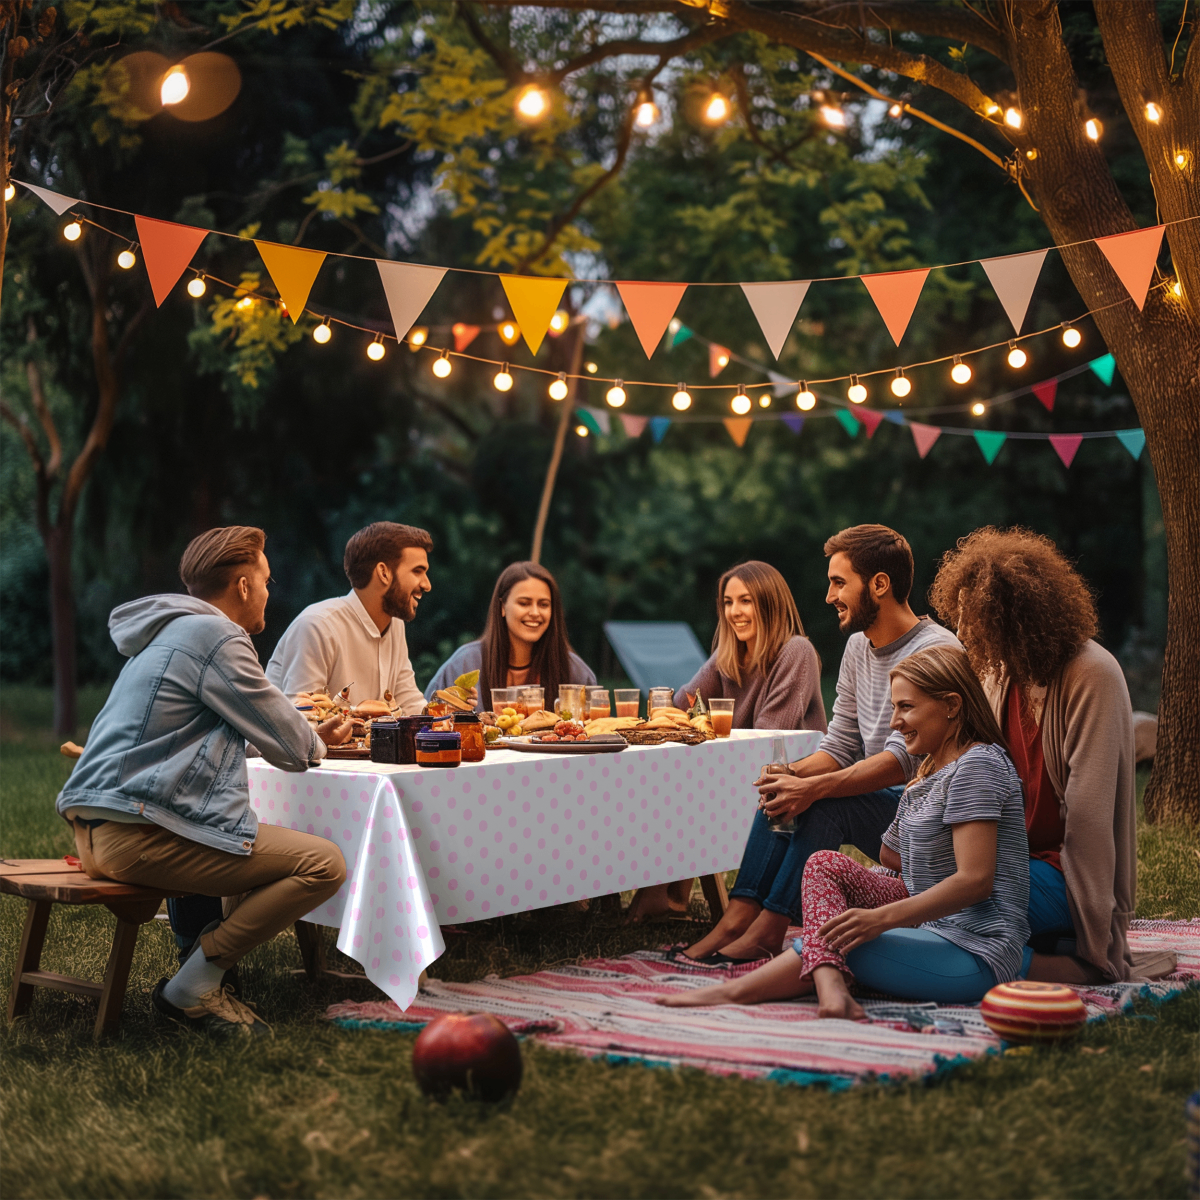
top-left (497, 720), bottom-right (628, 754)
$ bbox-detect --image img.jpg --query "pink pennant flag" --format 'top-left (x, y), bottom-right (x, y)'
top-left (739, 280), bottom-right (811, 359)
top-left (1094, 225), bottom-right (1165, 311)
top-left (858, 409), bottom-right (884, 439)
top-left (909, 422), bottom-right (941, 459)
top-left (134, 215), bottom-right (209, 307)
top-left (619, 413), bottom-right (648, 438)
top-left (979, 249), bottom-right (1048, 336)
top-left (1049, 433), bottom-right (1083, 468)
top-left (709, 343), bottom-right (731, 378)
top-left (1031, 379), bottom-right (1058, 412)
top-left (452, 323), bottom-right (480, 352)
top-left (376, 260), bottom-right (446, 341)
top-left (859, 268), bottom-right (929, 345)
top-left (616, 282), bottom-right (688, 358)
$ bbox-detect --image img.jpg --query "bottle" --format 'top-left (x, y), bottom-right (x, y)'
top-left (765, 737), bottom-right (797, 834)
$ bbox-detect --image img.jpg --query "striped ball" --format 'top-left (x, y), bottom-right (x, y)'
top-left (980, 981), bottom-right (1087, 1043)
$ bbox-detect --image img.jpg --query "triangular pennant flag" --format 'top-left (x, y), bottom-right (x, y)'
top-left (616, 281), bottom-right (688, 358)
top-left (649, 416), bottom-right (671, 443)
top-left (18, 180), bottom-right (78, 215)
top-left (254, 240), bottom-right (326, 323)
top-left (884, 410), bottom-right (907, 425)
top-left (740, 280), bottom-right (812, 359)
top-left (1094, 225), bottom-right (1165, 311)
top-left (1031, 379), bottom-right (1058, 411)
top-left (858, 409), bottom-right (884, 439)
top-left (781, 414), bottom-right (804, 435)
top-left (1115, 429), bottom-right (1145, 460)
top-left (452, 322), bottom-right (480, 352)
top-left (574, 407), bottom-right (602, 436)
top-left (584, 405), bottom-right (611, 435)
top-left (619, 413), bottom-right (648, 438)
top-left (709, 343), bottom-right (731, 378)
top-left (1049, 433), bottom-right (1083, 468)
top-left (974, 430), bottom-right (1007, 464)
top-left (768, 370), bottom-right (796, 399)
top-left (835, 410), bottom-right (860, 438)
top-left (135, 216), bottom-right (209, 307)
top-left (723, 417), bottom-right (753, 447)
top-left (979, 249), bottom-right (1048, 336)
top-left (909, 422), bottom-right (941, 459)
top-left (376, 260), bottom-right (446, 343)
top-left (500, 275), bottom-right (568, 354)
top-left (859, 268), bottom-right (929, 345)
top-left (1088, 353), bottom-right (1116, 386)
top-left (670, 323), bottom-right (693, 348)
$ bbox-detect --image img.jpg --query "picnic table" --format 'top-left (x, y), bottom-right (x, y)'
top-left (248, 729), bottom-right (822, 1010)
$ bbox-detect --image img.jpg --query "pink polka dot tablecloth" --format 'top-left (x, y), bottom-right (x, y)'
top-left (248, 729), bottom-right (822, 1011)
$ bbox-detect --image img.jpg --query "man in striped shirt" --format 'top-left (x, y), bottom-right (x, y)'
top-left (683, 524), bottom-right (960, 964)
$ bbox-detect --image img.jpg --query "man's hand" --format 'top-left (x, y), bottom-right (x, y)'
top-left (818, 906), bottom-right (893, 955)
top-left (757, 771), bottom-right (829, 820)
top-left (317, 714), bottom-right (354, 746)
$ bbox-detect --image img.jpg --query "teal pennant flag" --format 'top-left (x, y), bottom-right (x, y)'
top-left (1088, 354), bottom-right (1116, 386)
top-left (835, 410), bottom-right (860, 438)
top-left (649, 416), bottom-right (671, 443)
top-left (1115, 429), bottom-right (1146, 460)
top-left (670, 324), bottom-right (693, 348)
top-left (974, 430), bottom-right (1007, 464)
top-left (575, 407), bottom-right (602, 436)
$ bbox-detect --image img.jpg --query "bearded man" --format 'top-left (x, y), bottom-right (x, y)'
top-left (267, 522), bottom-right (432, 715)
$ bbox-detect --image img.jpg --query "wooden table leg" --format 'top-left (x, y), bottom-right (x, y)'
top-left (94, 918), bottom-right (141, 1039)
top-left (295, 921), bottom-right (327, 978)
top-left (698, 873), bottom-right (728, 920)
top-left (8, 900), bottom-right (51, 1022)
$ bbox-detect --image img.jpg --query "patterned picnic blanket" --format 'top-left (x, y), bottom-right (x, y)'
top-left (324, 919), bottom-right (1200, 1087)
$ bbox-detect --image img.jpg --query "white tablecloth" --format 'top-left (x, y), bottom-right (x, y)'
top-left (248, 729), bottom-right (823, 1009)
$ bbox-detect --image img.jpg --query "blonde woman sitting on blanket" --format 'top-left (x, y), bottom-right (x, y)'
top-left (660, 646), bottom-right (1030, 1017)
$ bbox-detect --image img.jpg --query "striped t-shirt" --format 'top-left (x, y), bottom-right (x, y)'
top-left (881, 742), bottom-right (1030, 983)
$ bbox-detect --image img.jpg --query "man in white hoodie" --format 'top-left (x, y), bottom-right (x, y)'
top-left (58, 527), bottom-right (350, 1036)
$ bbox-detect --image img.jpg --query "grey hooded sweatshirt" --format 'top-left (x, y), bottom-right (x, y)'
top-left (57, 595), bottom-right (325, 855)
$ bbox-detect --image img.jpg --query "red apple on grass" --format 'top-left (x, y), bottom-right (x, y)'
top-left (412, 1013), bottom-right (523, 1101)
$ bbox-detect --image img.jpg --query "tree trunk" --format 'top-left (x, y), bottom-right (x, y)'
top-left (46, 524), bottom-right (78, 736)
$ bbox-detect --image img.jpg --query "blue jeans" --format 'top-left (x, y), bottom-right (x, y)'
top-left (730, 786), bottom-right (904, 920)
top-left (792, 927), bottom-right (997, 1004)
top-left (1027, 856), bottom-right (1075, 954)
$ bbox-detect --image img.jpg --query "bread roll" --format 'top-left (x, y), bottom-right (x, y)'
top-left (352, 699), bottom-right (393, 718)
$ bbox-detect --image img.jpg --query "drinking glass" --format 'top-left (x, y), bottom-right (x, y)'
top-left (614, 689), bottom-right (640, 719)
top-left (762, 736), bottom-right (796, 833)
top-left (708, 697), bottom-right (735, 738)
top-left (587, 687), bottom-right (611, 721)
top-left (557, 684), bottom-right (586, 722)
top-left (519, 685), bottom-right (544, 716)
top-left (648, 687), bottom-right (674, 715)
top-left (491, 687), bottom-right (517, 715)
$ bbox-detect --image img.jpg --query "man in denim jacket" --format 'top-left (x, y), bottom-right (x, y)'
top-left (58, 527), bottom-right (350, 1036)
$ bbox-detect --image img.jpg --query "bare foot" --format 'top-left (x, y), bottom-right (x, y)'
top-left (812, 965), bottom-right (867, 1021)
top-left (680, 898), bottom-right (760, 958)
top-left (661, 952), bottom-right (816, 1008)
top-left (656, 983), bottom-right (736, 1007)
top-left (708, 909), bottom-right (793, 961)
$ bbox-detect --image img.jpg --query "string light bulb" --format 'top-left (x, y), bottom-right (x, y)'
top-left (1060, 323), bottom-right (1082, 348)
top-left (703, 92), bottom-right (731, 124)
top-left (888, 102), bottom-right (903, 119)
top-left (548, 309), bottom-right (568, 334)
top-left (606, 380), bottom-right (626, 407)
top-left (235, 296), bottom-right (254, 311)
top-left (950, 355), bottom-right (972, 385)
top-left (1085, 118), bottom-right (1102, 141)
top-left (585, 361), bottom-right (598, 374)
top-left (672, 384), bottom-right (692, 411)
top-left (63, 220), bottom-right (82, 241)
top-left (715, 350), bottom-right (730, 370)
top-left (758, 391), bottom-right (772, 408)
top-left (117, 246), bottom-right (136, 269)
top-left (409, 326), bottom-right (428, 350)
top-left (1172, 279), bottom-right (1183, 298)
top-left (160, 64), bottom-right (190, 106)
top-left (796, 384), bottom-right (816, 411)
top-left (731, 387), bottom-right (752, 415)
top-left (983, 101), bottom-right (1001, 118)
top-left (890, 369), bottom-right (911, 399)
top-left (575, 424), bottom-right (589, 438)
top-left (187, 275), bottom-right (206, 298)
top-left (515, 84), bottom-right (549, 122)
top-left (548, 372), bottom-right (569, 401)
top-left (1175, 150), bottom-right (1191, 169)
top-left (847, 376), bottom-right (867, 404)
top-left (1145, 102), bottom-right (1162, 123)
top-left (634, 95), bottom-right (659, 127)
top-left (367, 336), bottom-right (386, 361)
top-left (493, 364), bottom-right (513, 392)
top-left (971, 401), bottom-right (987, 417)
top-left (820, 104), bottom-right (846, 128)
top-left (3, 182), bottom-right (14, 202)
top-left (1006, 340), bottom-right (1028, 369)
top-left (312, 319), bottom-right (331, 344)
top-left (1004, 107), bottom-right (1022, 129)
top-left (432, 350), bottom-right (452, 377)
top-left (498, 320), bottom-right (521, 346)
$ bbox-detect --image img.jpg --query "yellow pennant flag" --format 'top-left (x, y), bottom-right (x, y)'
top-left (500, 275), bottom-right (568, 354)
top-left (254, 240), bottom-right (327, 323)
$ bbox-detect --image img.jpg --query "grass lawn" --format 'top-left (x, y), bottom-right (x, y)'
top-left (0, 691), bottom-right (1196, 1199)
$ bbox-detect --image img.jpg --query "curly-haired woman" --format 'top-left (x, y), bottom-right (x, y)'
top-left (929, 527), bottom-right (1159, 984)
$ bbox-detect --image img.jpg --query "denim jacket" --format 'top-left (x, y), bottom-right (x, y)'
top-left (57, 595), bottom-right (325, 855)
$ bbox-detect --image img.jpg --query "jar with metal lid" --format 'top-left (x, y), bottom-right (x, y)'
top-left (452, 713), bottom-right (486, 762)
top-left (415, 730), bottom-right (462, 767)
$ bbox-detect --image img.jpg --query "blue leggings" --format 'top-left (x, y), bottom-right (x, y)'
top-left (793, 927), bottom-right (998, 1004)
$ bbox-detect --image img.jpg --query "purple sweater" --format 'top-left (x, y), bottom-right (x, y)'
top-left (674, 636), bottom-right (827, 732)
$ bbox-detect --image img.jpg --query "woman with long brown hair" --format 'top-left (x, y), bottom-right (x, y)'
top-left (425, 561), bottom-right (595, 711)
top-left (660, 646), bottom-right (1031, 1014)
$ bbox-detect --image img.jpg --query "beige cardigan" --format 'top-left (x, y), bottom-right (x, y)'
top-left (984, 640), bottom-right (1138, 981)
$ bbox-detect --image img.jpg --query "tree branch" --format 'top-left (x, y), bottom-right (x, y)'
top-left (458, 1), bottom-right (525, 85)
top-left (24, 321), bottom-right (61, 480)
top-left (0, 400), bottom-right (52, 540)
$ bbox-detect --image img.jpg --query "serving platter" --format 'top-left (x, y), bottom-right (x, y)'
top-left (324, 744), bottom-right (371, 760)
top-left (496, 736), bottom-right (627, 755)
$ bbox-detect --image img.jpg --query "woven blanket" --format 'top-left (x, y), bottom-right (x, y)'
top-left (325, 919), bottom-right (1199, 1087)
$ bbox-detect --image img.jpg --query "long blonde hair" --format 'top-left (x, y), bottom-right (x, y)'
top-left (889, 645), bottom-right (1008, 778)
top-left (713, 561), bottom-right (807, 685)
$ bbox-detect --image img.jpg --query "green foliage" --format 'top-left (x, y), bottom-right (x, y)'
top-left (60, 0), bottom-right (155, 38)
top-left (217, 0), bottom-right (355, 36)
top-left (301, 142), bottom-right (380, 218)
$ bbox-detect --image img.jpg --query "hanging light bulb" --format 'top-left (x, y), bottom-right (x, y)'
top-left (498, 320), bottom-right (521, 347)
top-left (187, 275), bottom-right (207, 298)
top-left (1175, 150), bottom-right (1191, 169)
top-left (1145, 102), bottom-right (1162, 122)
top-left (820, 104), bottom-right (846, 128)
top-left (312, 319), bottom-right (332, 344)
top-left (971, 401), bottom-right (987, 417)
top-left (575, 424), bottom-right (589, 438)
top-left (890, 369), bottom-right (911, 399)
top-left (634, 94), bottom-right (659, 128)
top-left (731, 387), bottom-right (752, 415)
top-left (367, 336), bottom-right (386, 361)
top-left (796, 384), bottom-right (816, 411)
top-left (3, 182), bottom-right (14, 202)
top-left (1085, 118), bottom-right (1103, 141)
top-left (493, 363), bottom-right (513, 392)
top-left (888, 102), bottom-right (903, 119)
top-left (235, 296), bottom-right (254, 311)
top-left (758, 392), bottom-right (772, 408)
top-left (1172, 279), bottom-right (1183, 297)
top-left (1006, 340), bottom-right (1028, 369)
top-left (548, 372), bottom-right (569, 401)
top-left (117, 246), bottom-right (137, 269)
top-left (950, 355), bottom-right (972, 385)
top-left (672, 384), bottom-right (692, 411)
top-left (847, 376), bottom-right (867, 404)
top-left (1060, 323), bottom-right (1082, 348)
top-left (703, 92), bottom-right (731, 124)
top-left (1004, 107), bottom-right (1022, 129)
top-left (548, 309), bottom-right (569, 334)
top-left (160, 64), bottom-right (190, 106)
top-left (715, 350), bottom-right (730, 370)
top-left (606, 380), bottom-right (626, 407)
top-left (432, 350), bottom-right (452, 377)
top-left (63, 220), bottom-right (82, 241)
top-left (585, 361), bottom-right (598, 374)
top-left (408, 326), bottom-right (428, 350)
top-left (983, 100), bottom-right (1001, 118)
top-left (515, 84), bottom-right (549, 121)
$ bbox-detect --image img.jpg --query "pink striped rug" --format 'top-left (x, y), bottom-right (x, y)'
top-left (324, 919), bottom-right (1199, 1087)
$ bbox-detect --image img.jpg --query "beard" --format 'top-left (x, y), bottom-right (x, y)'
top-left (382, 576), bottom-right (419, 621)
top-left (841, 588), bottom-right (879, 635)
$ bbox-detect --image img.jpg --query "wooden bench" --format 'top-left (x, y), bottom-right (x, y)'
top-left (1, 859), bottom-right (183, 1039)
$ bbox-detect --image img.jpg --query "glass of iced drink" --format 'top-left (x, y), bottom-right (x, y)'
top-left (614, 689), bottom-right (641, 719)
top-left (762, 737), bottom-right (796, 833)
top-left (708, 698), bottom-right (735, 738)
top-left (519, 686), bottom-right (544, 717)
top-left (648, 687), bottom-right (674, 716)
top-left (491, 687), bottom-right (517, 715)
top-left (557, 684), bottom-right (586, 722)
top-left (587, 687), bottom-right (611, 721)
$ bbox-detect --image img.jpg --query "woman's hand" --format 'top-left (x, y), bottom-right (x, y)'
top-left (317, 714), bottom-right (354, 746)
top-left (818, 906), bottom-right (895, 955)
top-left (757, 771), bottom-right (828, 820)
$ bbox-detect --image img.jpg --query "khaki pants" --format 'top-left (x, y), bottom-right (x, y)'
top-left (73, 820), bottom-right (346, 969)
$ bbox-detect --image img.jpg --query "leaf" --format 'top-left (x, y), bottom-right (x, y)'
top-left (453, 670), bottom-right (480, 696)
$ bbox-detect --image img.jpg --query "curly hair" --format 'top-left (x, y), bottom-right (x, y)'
top-left (928, 527), bottom-right (1098, 690)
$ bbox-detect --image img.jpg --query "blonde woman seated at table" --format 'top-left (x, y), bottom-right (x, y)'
top-left (626, 561), bottom-right (827, 925)
top-left (425, 561), bottom-right (595, 711)
top-left (660, 646), bottom-right (1030, 1015)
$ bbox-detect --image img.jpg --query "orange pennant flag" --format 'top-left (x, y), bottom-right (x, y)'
top-left (254, 241), bottom-right (327, 323)
top-left (723, 417), bottom-right (753, 447)
top-left (859, 268), bottom-right (930, 346)
top-left (1094, 225), bottom-right (1165, 311)
top-left (709, 343), bottom-right (731, 378)
top-left (616, 281), bottom-right (689, 358)
top-left (500, 275), bottom-right (568, 354)
top-left (135, 216), bottom-right (209, 307)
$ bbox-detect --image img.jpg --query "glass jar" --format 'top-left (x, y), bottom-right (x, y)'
top-left (415, 730), bottom-right (462, 767)
top-left (453, 713), bottom-right (486, 762)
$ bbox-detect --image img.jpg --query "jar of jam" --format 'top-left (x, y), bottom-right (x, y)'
top-left (453, 713), bottom-right (486, 762)
top-left (415, 730), bottom-right (462, 767)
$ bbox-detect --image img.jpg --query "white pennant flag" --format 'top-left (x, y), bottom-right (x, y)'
top-left (18, 180), bottom-right (78, 215)
top-left (768, 370), bottom-right (797, 399)
top-left (740, 280), bottom-right (812, 359)
top-left (376, 260), bottom-right (447, 342)
top-left (979, 249), bottom-right (1048, 336)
